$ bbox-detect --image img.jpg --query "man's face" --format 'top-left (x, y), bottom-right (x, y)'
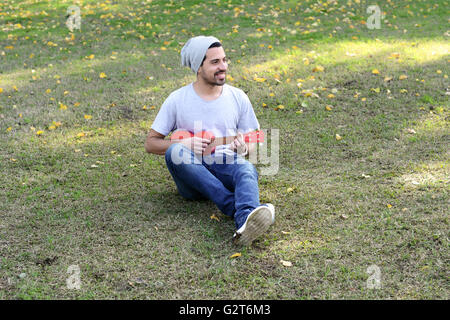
top-left (197, 46), bottom-right (228, 86)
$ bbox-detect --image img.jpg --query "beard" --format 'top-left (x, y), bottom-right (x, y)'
top-left (201, 70), bottom-right (226, 86)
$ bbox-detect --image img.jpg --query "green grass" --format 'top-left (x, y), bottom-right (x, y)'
top-left (0, 0), bottom-right (449, 299)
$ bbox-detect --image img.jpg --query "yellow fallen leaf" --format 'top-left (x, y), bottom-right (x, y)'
top-left (6, 127), bottom-right (12, 132)
top-left (210, 214), bottom-right (220, 222)
top-left (254, 77), bottom-right (266, 82)
top-left (371, 87), bottom-right (381, 93)
top-left (77, 132), bottom-right (85, 137)
top-left (384, 76), bottom-right (393, 82)
top-left (230, 253), bottom-right (241, 259)
top-left (286, 187), bottom-right (294, 193)
top-left (312, 65), bottom-right (324, 72)
top-left (0, 88), bottom-right (3, 93)
top-left (36, 130), bottom-right (44, 135)
top-left (99, 72), bottom-right (107, 78)
top-left (372, 69), bottom-right (380, 75)
top-left (325, 105), bottom-right (333, 111)
top-left (399, 74), bottom-right (408, 80)
top-left (387, 204), bottom-right (392, 208)
top-left (53, 121), bottom-right (62, 127)
top-left (84, 114), bottom-right (92, 120)
top-left (327, 94), bottom-right (335, 98)
top-left (335, 134), bottom-right (342, 140)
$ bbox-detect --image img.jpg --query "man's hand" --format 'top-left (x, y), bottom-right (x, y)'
top-left (180, 136), bottom-right (213, 155)
top-left (229, 132), bottom-right (248, 156)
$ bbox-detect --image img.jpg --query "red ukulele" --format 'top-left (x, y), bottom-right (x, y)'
top-left (170, 130), bottom-right (264, 155)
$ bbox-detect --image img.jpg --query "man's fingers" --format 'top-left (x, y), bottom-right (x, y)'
top-left (237, 132), bottom-right (245, 143)
top-left (189, 137), bottom-right (211, 154)
top-left (194, 137), bottom-right (211, 144)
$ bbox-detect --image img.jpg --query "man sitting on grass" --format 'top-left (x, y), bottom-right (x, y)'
top-left (145, 36), bottom-right (275, 246)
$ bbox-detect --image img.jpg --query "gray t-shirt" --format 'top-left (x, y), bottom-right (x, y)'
top-left (151, 83), bottom-right (260, 155)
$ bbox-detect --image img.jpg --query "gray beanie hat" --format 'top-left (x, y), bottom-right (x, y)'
top-left (181, 36), bottom-right (220, 73)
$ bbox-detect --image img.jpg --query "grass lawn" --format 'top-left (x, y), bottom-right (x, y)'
top-left (0, 0), bottom-right (448, 299)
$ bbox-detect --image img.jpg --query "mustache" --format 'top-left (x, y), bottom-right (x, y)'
top-left (215, 70), bottom-right (226, 75)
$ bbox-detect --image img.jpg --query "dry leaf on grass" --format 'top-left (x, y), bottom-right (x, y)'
top-left (280, 260), bottom-right (292, 267)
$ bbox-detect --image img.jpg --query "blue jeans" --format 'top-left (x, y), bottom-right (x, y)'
top-left (165, 143), bottom-right (260, 229)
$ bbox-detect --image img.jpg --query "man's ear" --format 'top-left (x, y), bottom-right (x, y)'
top-left (196, 65), bottom-right (203, 77)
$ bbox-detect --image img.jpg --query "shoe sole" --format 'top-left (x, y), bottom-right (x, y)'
top-left (234, 207), bottom-right (272, 246)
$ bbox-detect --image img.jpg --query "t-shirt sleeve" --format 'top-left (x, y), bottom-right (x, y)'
top-left (151, 94), bottom-right (176, 136)
top-left (237, 90), bottom-right (260, 134)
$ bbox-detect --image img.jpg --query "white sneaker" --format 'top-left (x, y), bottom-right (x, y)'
top-left (232, 204), bottom-right (275, 246)
top-left (265, 203), bottom-right (275, 224)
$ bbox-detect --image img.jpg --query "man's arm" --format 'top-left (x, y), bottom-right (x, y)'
top-left (144, 129), bottom-right (173, 155)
